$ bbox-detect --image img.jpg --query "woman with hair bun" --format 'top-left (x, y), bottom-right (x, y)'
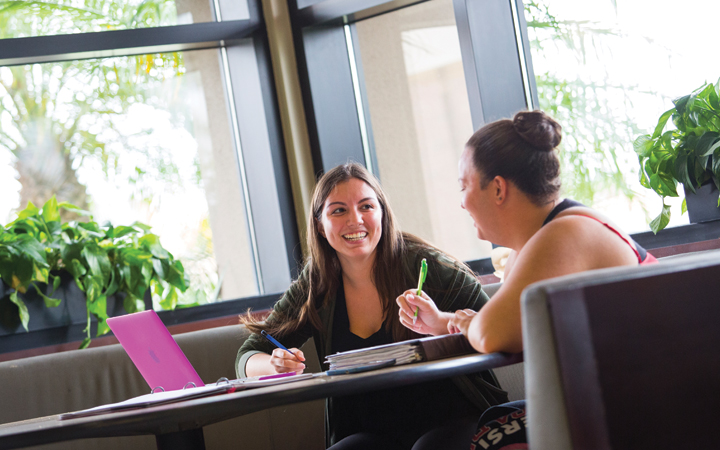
top-left (396, 110), bottom-right (656, 449)
top-left (399, 109), bottom-right (656, 353)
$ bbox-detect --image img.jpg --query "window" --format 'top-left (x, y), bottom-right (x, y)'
top-left (0, 0), bottom-right (218, 39)
top-left (523, 0), bottom-right (720, 233)
top-left (351, 0), bottom-right (490, 261)
top-left (293, 0), bottom-right (530, 266)
top-left (0, 0), bottom-right (296, 309)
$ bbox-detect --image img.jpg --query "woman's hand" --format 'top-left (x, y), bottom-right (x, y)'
top-left (447, 309), bottom-right (477, 336)
top-left (396, 289), bottom-right (453, 336)
top-left (269, 348), bottom-right (306, 374)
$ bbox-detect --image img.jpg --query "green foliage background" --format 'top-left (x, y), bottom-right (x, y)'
top-left (524, 0), bottom-right (657, 215)
top-left (0, 197), bottom-right (190, 348)
top-left (0, 0), bottom-right (219, 309)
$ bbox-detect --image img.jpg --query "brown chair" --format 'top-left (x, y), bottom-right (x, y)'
top-left (522, 249), bottom-right (720, 450)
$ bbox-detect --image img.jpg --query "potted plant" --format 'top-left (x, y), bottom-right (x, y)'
top-left (0, 197), bottom-right (190, 348)
top-left (634, 79), bottom-right (720, 233)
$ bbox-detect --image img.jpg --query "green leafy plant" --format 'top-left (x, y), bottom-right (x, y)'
top-left (0, 197), bottom-right (190, 348)
top-left (634, 79), bottom-right (720, 233)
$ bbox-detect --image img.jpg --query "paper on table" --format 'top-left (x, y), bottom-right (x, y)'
top-left (60, 384), bottom-right (234, 419)
top-left (60, 373), bottom-right (317, 420)
top-left (231, 372), bottom-right (314, 388)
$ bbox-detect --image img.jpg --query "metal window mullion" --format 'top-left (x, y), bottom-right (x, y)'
top-left (220, 46), bottom-right (265, 295)
top-left (343, 24), bottom-right (374, 175)
top-left (509, 0), bottom-right (533, 110)
top-left (0, 21), bottom-right (259, 67)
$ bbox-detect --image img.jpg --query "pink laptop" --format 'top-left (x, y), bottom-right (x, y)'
top-left (107, 310), bottom-right (205, 392)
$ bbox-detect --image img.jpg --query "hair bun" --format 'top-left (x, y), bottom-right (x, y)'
top-left (512, 110), bottom-right (562, 152)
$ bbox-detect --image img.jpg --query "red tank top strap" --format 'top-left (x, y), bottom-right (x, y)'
top-left (639, 252), bottom-right (659, 265)
top-left (573, 214), bottom-right (645, 264)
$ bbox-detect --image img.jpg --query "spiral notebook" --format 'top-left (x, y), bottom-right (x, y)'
top-left (324, 333), bottom-right (477, 371)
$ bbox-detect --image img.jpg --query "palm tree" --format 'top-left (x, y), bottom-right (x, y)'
top-left (0, 0), bottom-right (182, 218)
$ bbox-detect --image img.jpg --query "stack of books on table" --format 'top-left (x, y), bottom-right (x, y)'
top-left (324, 333), bottom-right (477, 371)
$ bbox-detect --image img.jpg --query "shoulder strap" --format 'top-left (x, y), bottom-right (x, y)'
top-left (542, 199), bottom-right (585, 226)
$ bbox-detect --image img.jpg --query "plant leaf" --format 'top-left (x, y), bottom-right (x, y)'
top-left (10, 235), bottom-right (48, 267)
top-left (41, 197), bottom-right (60, 223)
top-left (139, 234), bottom-right (169, 259)
top-left (681, 198), bottom-right (687, 215)
top-left (633, 135), bottom-right (653, 157)
top-left (52, 273), bottom-right (61, 293)
top-left (651, 108), bottom-right (674, 139)
top-left (15, 202), bottom-right (39, 222)
top-left (105, 269), bottom-right (119, 297)
top-left (81, 245), bottom-right (111, 285)
top-left (9, 291), bottom-right (29, 331)
top-left (638, 166), bottom-right (650, 188)
top-left (58, 202), bottom-right (93, 217)
top-left (123, 294), bottom-right (139, 314)
top-left (79, 337), bottom-right (91, 349)
top-left (674, 94), bottom-right (690, 114)
top-left (87, 294), bottom-right (109, 336)
top-left (649, 173), bottom-right (678, 197)
top-left (673, 150), bottom-right (693, 191)
top-left (165, 260), bottom-right (188, 291)
top-left (709, 84), bottom-right (720, 110)
top-left (713, 149), bottom-right (720, 189)
top-left (71, 259), bottom-right (88, 278)
top-left (111, 225), bottom-right (139, 239)
top-left (697, 132), bottom-right (720, 156)
top-left (131, 221), bottom-right (152, 232)
top-left (152, 258), bottom-right (166, 278)
top-left (32, 283), bottom-right (61, 308)
top-left (649, 202), bottom-right (672, 234)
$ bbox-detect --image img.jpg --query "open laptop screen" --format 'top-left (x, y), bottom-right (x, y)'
top-left (107, 310), bottom-right (205, 391)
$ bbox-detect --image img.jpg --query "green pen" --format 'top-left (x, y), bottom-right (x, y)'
top-left (412, 258), bottom-right (428, 325)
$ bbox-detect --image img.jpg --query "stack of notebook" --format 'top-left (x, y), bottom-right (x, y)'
top-left (325, 333), bottom-right (477, 371)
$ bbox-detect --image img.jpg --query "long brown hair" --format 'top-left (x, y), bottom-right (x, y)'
top-left (243, 162), bottom-right (450, 341)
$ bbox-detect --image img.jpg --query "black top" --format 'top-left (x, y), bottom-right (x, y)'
top-left (329, 281), bottom-right (480, 446)
top-left (542, 199), bottom-right (650, 262)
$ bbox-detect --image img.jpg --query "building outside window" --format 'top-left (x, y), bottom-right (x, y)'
top-left (351, 0), bottom-right (490, 262)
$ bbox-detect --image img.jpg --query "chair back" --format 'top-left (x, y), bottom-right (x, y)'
top-left (522, 249), bottom-right (720, 450)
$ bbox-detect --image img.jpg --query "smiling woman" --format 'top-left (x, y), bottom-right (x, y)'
top-left (236, 162), bottom-right (508, 449)
top-left (317, 178), bottom-right (383, 267)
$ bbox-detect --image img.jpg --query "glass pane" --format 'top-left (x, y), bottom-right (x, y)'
top-left (0, 0), bottom-right (216, 39)
top-left (354, 0), bottom-right (492, 261)
top-left (524, 0), bottom-right (720, 232)
top-left (0, 49), bottom-right (258, 305)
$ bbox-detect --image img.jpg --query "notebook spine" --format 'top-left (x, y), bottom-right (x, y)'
top-left (417, 334), bottom-right (476, 361)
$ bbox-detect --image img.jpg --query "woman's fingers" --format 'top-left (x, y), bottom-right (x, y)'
top-left (270, 348), bottom-right (306, 373)
top-left (292, 348), bottom-right (305, 362)
top-left (396, 294), bottom-right (411, 317)
top-left (447, 309), bottom-right (476, 336)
